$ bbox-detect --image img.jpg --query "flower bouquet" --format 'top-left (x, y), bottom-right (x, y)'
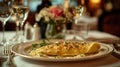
top-left (36, 5), bottom-right (67, 39)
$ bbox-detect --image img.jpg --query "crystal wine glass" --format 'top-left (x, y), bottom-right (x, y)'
top-left (11, 5), bottom-right (29, 43)
top-left (72, 5), bottom-right (85, 40)
top-left (0, 3), bottom-right (12, 46)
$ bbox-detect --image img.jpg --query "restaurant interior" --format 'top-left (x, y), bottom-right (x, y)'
top-left (0, 0), bottom-right (120, 37)
top-left (0, 0), bottom-right (120, 67)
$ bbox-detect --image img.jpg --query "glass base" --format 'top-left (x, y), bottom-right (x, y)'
top-left (0, 41), bottom-right (10, 46)
top-left (10, 34), bottom-right (26, 44)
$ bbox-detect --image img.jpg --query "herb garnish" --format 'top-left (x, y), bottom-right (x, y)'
top-left (32, 40), bottom-right (49, 48)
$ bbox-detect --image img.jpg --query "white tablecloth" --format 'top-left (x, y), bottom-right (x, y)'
top-left (0, 31), bottom-right (119, 42)
top-left (0, 31), bottom-right (15, 42)
top-left (65, 31), bottom-right (120, 43)
top-left (0, 31), bottom-right (120, 67)
top-left (14, 55), bottom-right (119, 67)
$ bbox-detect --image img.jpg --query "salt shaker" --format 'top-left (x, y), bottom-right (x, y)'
top-left (24, 22), bottom-right (33, 40)
top-left (32, 23), bottom-right (40, 41)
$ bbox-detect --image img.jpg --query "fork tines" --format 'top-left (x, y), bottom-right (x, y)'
top-left (4, 45), bottom-right (11, 56)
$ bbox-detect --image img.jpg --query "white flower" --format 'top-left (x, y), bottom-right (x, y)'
top-left (35, 8), bottom-right (49, 21)
top-left (45, 16), bottom-right (50, 22)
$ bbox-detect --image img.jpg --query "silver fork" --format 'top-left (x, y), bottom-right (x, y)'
top-left (4, 45), bottom-right (10, 56)
top-left (4, 45), bottom-right (16, 67)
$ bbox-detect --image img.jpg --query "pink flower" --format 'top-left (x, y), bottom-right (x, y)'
top-left (49, 6), bottom-right (63, 19)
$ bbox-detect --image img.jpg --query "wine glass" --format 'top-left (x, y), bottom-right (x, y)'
top-left (11, 5), bottom-right (29, 43)
top-left (72, 5), bottom-right (85, 40)
top-left (18, 5), bottom-right (29, 42)
top-left (0, 3), bottom-right (12, 46)
top-left (74, 6), bottom-right (89, 41)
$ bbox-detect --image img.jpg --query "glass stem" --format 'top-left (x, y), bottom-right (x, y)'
top-left (16, 21), bottom-right (19, 38)
top-left (2, 21), bottom-right (6, 44)
top-left (20, 24), bottom-right (23, 36)
top-left (20, 23), bottom-right (24, 43)
top-left (84, 23), bottom-right (89, 41)
top-left (73, 20), bottom-right (77, 40)
top-left (73, 28), bottom-right (76, 40)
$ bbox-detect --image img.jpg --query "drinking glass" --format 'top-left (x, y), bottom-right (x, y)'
top-left (0, 1), bottom-right (17, 66)
top-left (72, 5), bottom-right (85, 40)
top-left (75, 20), bottom-right (89, 41)
top-left (0, 3), bottom-right (12, 46)
top-left (11, 5), bottom-right (29, 43)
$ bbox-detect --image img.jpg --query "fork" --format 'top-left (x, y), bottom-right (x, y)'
top-left (4, 45), bottom-right (10, 56)
top-left (4, 45), bottom-right (16, 67)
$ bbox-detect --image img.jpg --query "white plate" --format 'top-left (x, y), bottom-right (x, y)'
top-left (11, 40), bottom-right (113, 62)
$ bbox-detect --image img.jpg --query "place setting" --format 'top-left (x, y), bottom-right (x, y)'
top-left (0, 0), bottom-right (120, 67)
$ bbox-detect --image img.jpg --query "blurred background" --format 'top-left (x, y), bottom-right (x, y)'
top-left (0, 0), bottom-right (120, 37)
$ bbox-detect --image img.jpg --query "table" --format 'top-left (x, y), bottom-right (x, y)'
top-left (0, 31), bottom-right (120, 67)
top-left (0, 31), bottom-right (119, 43)
top-left (14, 55), bottom-right (119, 67)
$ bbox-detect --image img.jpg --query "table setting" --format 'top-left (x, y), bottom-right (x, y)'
top-left (0, 30), bottom-right (120, 67)
top-left (0, 2), bottom-right (120, 67)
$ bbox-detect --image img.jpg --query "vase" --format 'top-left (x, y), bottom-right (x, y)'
top-left (46, 23), bottom-right (66, 39)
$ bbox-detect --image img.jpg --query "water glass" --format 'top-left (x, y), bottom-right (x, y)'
top-left (74, 21), bottom-right (89, 41)
top-left (64, 30), bottom-right (75, 40)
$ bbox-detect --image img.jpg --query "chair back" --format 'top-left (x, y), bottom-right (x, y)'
top-left (98, 10), bottom-right (120, 37)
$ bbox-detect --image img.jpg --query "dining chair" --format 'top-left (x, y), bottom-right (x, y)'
top-left (98, 10), bottom-right (120, 37)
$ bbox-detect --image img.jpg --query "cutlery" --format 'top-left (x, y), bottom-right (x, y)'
top-left (4, 45), bottom-right (16, 67)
